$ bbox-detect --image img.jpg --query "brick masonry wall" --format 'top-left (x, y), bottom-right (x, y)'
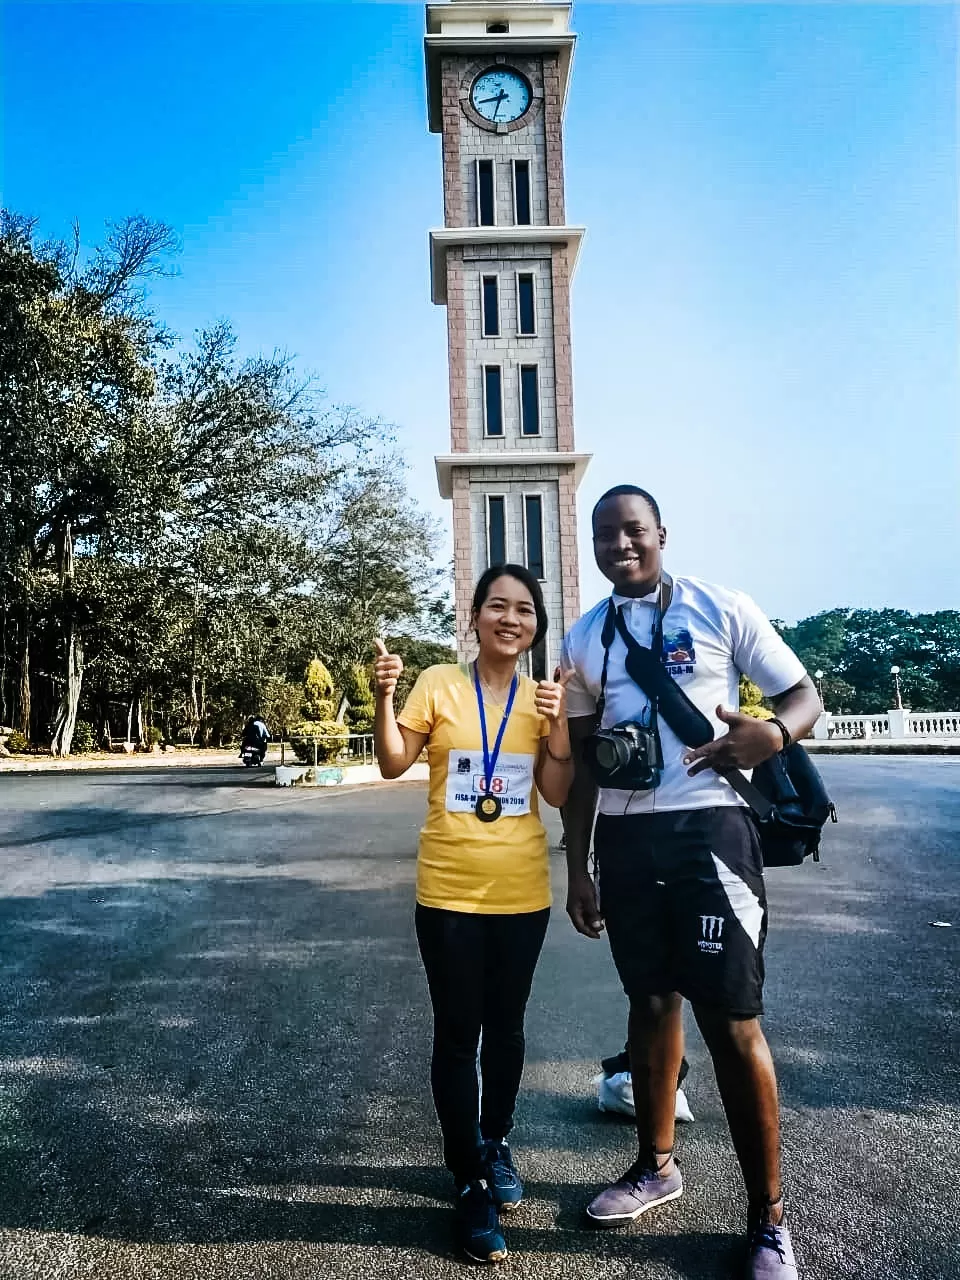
top-left (456, 58), bottom-right (549, 227)
top-left (446, 249), bottom-right (468, 451)
top-left (441, 50), bottom-right (581, 658)
top-left (462, 244), bottom-right (557, 451)
top-left (464, 468), bottom-right (576, 671)
top-left (441, 58), bottom-right (464, 226)
top-left (541, 53), bottom-right (567, 226)
top-left (451, 471), bottom-right (475, 648)
top-left (557, 467), bottom-right (582, 625)
top-left (551, 242), bottom-right (574, 452)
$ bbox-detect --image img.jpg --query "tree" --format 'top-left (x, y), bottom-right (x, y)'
top-left (777, 608), bottom-right (960, 714)
top-left (0, 212), bottom-right (176, 752)
top-left (0, 210), bottom-right (455, 751)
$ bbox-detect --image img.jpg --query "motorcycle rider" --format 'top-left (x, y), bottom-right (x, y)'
top-left (240, 715), bottom-right (269, 764)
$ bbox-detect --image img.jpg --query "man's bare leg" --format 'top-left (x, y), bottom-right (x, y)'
top-left (628, 992), bottom-right (685, 1174)
top-left (693, 1006), bottom-right (783, 1223)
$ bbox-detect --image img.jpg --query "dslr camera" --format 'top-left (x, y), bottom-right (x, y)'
top-left (583, 719), bottom-right (662, 791)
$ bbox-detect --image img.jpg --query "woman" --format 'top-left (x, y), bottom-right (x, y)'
top-left (373, 564), bottom-right (573, 1264)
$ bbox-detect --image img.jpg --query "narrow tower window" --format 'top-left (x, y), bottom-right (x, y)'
top-left (486, 495), bottom-right (506, 566)
top-left (517, 273), bottom-right (536, 335)
top-left (484, 366), bottom-right (504, 436)
top-left (524, 494), bottom-right (545, 580)
top-left (519, 365), bottom-right (540, 436)
top-left (477, 160), bottom-right (495, 226)
top-left (513, 160), bottom-right (532, 225)
top-left (482, 275), bottom-right (500, 337)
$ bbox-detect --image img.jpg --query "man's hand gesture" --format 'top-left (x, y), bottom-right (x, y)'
top-left (372, 638), bottom-right (403, 700)
top-left (683, 706), bottom-right (783, 776)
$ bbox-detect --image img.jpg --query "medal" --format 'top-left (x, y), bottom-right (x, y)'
top-left (473, 662), bottom-right (519, 824)
top-left (476, 794), bottom-right (503, 822)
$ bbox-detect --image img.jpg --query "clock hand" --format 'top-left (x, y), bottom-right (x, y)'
top-left (478, 95), bottom-right (504, 105)
top-left (491, 89), bottom-right (507, 119)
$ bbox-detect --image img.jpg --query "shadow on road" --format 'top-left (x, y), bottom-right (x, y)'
top-left (0, 765), bottom-right (957, 1278)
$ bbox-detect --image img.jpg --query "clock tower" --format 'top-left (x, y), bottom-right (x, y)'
top-left (424, 0), bottom-right (590, 676)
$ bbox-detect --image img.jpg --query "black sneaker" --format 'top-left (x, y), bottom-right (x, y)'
top-left (481, 1139), bottom-right (523, 1211)
top-left (455, 1179), bottom-right (507, 1263)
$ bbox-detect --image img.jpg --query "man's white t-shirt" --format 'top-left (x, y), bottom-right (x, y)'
top-left (560, 576), bottom-right (807, 816)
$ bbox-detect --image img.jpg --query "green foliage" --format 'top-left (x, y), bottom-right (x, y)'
top-left (145, 726), bottom-right (163, 746)
top-left (72, 720), bottom-right (96, 752)
top-left (5, 730), bottom-right (29, 754)
top-left (738, 676), bottom-right (771, 720)
top-left (777, 609), bottom-right (960, 714)
top-left (386, 635), bottom-right (458, 708)
top-left (260, 676), bottom-right (303, 732)
top-left (344, 663), bottom-right (375, 733)
top-left (288, 719), bottom-right (349, 764)
top-left (303, 658), bottom-right (335, 720)
top-left (0, 208), bottom-right (453, 753)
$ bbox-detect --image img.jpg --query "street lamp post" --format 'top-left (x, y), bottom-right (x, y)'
top-left (890, 665), bottom-right (903, 711)
top-left (814, 669), bottom-right (825, 709)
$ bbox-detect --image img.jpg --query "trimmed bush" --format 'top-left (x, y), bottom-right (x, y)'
top-left (146, 726), bottom-right (163, 746)
top-left (72, 720), bottom-right (96, 753)
top-left (288, 718), bottom-right (349, 764)
top-left (5, 730), bottom-right (29, 754)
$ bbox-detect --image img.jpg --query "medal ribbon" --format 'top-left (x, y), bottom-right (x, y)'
top-left (474, 662), bottom-right (519, 803)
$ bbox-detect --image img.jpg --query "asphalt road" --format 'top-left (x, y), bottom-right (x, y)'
top-left (0, 759), bottom-right (957, 1280)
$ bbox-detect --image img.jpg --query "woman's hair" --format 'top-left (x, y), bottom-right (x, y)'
top-left (471, 563), bottom-right (549, 651)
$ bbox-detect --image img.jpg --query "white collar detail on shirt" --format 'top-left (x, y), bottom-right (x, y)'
top-left (611, 584), bottom-right (661, 609)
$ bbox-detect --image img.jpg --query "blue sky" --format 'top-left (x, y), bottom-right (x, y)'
top-left (2, 2), bottom-right (957, 621)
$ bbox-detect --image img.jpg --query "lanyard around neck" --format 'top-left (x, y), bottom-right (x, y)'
top-left (473, 662), bottom-right (519, 794)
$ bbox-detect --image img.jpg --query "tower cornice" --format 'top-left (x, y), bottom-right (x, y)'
top-left (435, 451), bottom-right (591, 499)
top-left (429, 225), bottom-right (585, 304)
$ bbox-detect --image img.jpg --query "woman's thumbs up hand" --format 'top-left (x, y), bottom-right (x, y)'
top-left (372, 638), bottom-right (404, 699)
top-left (534, 666), bottom-right (574, 723)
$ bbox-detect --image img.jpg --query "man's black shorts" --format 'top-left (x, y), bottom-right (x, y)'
top-left (595, 806), bottom-right (768, 1018)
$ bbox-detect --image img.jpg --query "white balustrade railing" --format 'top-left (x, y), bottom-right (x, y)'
top-left (905, 713), bottom-right (960, 738)
top-left (813, 710), bottom-right (960, 741)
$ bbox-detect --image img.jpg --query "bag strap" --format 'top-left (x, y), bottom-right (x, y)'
top-left (595, 577), bottom-right (670, 729)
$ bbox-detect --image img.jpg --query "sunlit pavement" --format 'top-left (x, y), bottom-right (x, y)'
top-left (0, 758), bottom-right (957, 1279)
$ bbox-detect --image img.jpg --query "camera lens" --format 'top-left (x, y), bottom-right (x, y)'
top-left (594, 737), bottom-right (625, 773)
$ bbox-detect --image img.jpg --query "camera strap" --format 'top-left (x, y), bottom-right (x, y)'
top-left (594, 577), bottom-right (777, 820)
top-left (595, 576), bottom-right (672, 732)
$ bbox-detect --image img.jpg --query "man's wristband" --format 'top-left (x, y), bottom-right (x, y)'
top-left (768, 716), bottom-right (792, 750)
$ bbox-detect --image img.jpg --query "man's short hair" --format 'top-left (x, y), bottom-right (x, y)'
top-left (592, 485), bottom-right (662, 528)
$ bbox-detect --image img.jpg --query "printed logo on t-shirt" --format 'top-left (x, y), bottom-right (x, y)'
top-left (663, 627), bottom-right (696, 677)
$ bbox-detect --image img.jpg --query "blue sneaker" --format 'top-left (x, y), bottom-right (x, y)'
top-left (481, 1139), bottom-right (523, 1211)
top-left (455, 1179), bottom-right (507, 1263)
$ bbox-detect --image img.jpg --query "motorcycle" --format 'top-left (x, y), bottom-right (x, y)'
top-left (240, 743), bottom-right (266, 767)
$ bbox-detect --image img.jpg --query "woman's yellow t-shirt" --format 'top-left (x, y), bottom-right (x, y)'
top-left (397, 663), bottom-right (551, 914)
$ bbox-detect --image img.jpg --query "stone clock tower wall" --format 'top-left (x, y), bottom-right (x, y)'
top-left (425, 1), bottom-right (590, 676)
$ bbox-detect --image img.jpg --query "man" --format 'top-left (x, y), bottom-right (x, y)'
top-left (240, 715), bottom-right (269, 763)
top-left (561, 486), bottom-right (820, 1279)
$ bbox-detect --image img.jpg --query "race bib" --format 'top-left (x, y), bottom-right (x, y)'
top-left (445, 750), bottom-right (535, 817)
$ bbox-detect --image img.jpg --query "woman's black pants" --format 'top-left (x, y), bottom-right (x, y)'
top-left (415, 903), bottom-right (550, 1186)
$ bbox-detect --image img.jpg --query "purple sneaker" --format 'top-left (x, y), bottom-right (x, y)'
top-left (746, 1220), bottom-right (798, 1279)
top-left (585, 1159), bottom-right (683, 1226)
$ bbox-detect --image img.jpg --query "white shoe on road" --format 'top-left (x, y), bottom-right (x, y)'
top-left (595, 1071), bottom-right (695, 1123)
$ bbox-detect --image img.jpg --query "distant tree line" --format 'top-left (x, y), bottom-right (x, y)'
top-left (0, 211), bottom-right (453, 754)
top-left (775, 609), bottom-right (960, 714)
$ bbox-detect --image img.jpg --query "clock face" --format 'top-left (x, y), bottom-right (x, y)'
top-left (470, 69), bottom-right (532, 125)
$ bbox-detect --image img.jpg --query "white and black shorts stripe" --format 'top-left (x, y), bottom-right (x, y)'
top-left (594, 807), bottom-right (767, 1018)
